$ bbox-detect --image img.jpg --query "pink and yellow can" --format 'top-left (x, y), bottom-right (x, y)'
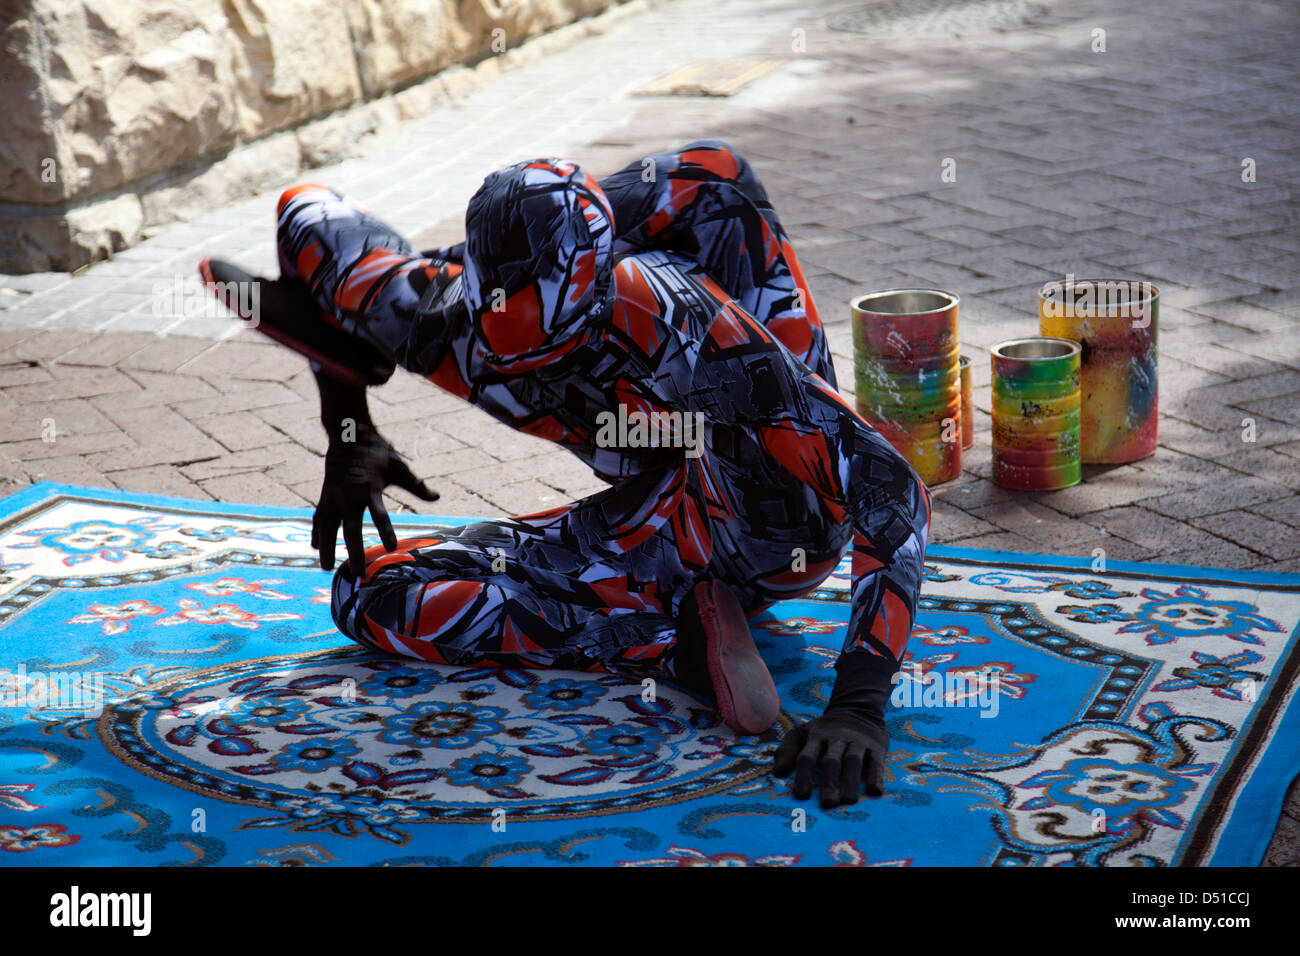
top-left (852, 289), bottom-right (962, 485)
top-left (991, 337), bottom-right (1082, 491)
top-left (1039, 278), bottom-right (1159, 463)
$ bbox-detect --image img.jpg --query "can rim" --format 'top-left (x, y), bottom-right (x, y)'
top-left (851, 288), bottom-right (960, 316)
top-left (991, 336), bottom-right (1082, 361)
top-left (1037, 278), bottom-right (1160, 308)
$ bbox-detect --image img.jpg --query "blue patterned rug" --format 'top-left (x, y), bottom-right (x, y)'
top-left (1, 482), bottom-right (1297, 867)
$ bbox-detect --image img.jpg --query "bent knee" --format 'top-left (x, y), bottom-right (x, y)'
top-left (681, 139), bottom-right (754, 181)
top-left (277, 181), bottom-right (333, 218)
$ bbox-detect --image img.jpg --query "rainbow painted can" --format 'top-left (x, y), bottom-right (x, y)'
top-left (959, 354), bottom-right (974, 449)
top-left (1039, 278), bottom-right (1159, 463)
top-left (991, 337), bottom-right (1082, 491)
top-left (852, 289), bottom-right (962, 485)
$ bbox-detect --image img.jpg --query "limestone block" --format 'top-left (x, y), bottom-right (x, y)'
top-left (455, 0), bottom-right (612, 53)
top-left (294, 97), bottom-right (399, 167)
top-left (0, 12), bottom-right (59, 205)
top-left (139, 130), bottom-right (302, 227)
top-left (0, 191), bottom-right (142, 272)
top-left (223, 0), bottom-right (364, 139)
top-left (64, 191), bottom-right (144, 258)
top-left (344, 0), bottom-right (467, 98)
top-left (1, 0), bottom-right (240, 204)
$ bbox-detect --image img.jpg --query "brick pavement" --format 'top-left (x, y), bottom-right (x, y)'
top-left (1, 0), bottom-right (1298, 863)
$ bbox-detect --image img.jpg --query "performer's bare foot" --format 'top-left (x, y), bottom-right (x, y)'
top-left (676, 579), bottom-right (780, 735)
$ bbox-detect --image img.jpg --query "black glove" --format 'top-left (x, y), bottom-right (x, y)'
top-left (773, 651), bottom-right (895, 807)
top-left (311, 369), bottom-right (439, 574)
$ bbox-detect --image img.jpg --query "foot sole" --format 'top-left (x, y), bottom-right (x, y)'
top-left (693, 579), bottom-right (780, 735)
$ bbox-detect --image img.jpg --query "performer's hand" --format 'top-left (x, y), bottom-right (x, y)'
top-left (312, 423), bottom-right (439, 574)
top-left (310, 368), bottom-right (437, 574)
top-left (773, 709), bottom-right (888, 807)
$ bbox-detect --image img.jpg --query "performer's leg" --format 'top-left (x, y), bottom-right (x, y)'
top-left (330, 465), bottom-right (706, 679)
top-left (275, 158), bottom-right (615, 390)
top-left (275, 183), bottom-right (462, 374)
top-left (600, 140), bottom-right (834, 385)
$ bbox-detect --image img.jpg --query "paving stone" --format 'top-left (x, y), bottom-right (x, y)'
top-left (1263, 780), bottom-right (1300, 866)
top-left (385, 476), bottom-right (500, 518)
top-left (0, 330), bottom-right (88, 362)
top-left (87, 435), bottom-right (227, 473)
top-left (1150, 539), bottom-right (1268, 570)
top-left (115, 336), bottom-right (215, 373)
top-left (0, 421), bottom-right (46, 446)
top-left (1246, 496), bottom-right (1300, 531)
top-left (23, 454), bottom-right (114, 489)
top-left (0, 364), bottom-right (53, 388)
top-left (1, 430), bottom-right (129, 464)
top-left (100, 403), bottom-right (213, 446)
top-left (3, 366), bottom-right (141, 404)
top-left (265, 443), bottom-right (334, 488)
top-left (1190, 298), bottom-right (1297, 332)
top-left (193, 412), bottom-right (289, 453)
top-left (1144, 468), bottom-right (1294, 520)
top-left (110, 465), bottom-right (214, 500)
top-left (1159, 340), bottom-right (1286, 379)
top-left (1221, 332), bottom-right (1300, 372)
top-left (169, 381), bottom-right (302, 418)
top-left (476, 477), bottom-right (570, 515)
top-left (177, 443), bottom-right (311, 482)
top-left (1235, 391), bottom-right (1300, 428)
top-left (1250, 557), bottom-right (1300, 574)
top-left (368, 390), bottom-right (467, 426)
top-left (945, 530), bottom-right (1047, 555)
top-left (927, 498), bottom-right (999, 543)
top-left (413, 446), bottom-right (505, 480)
top-left (1086, 505), bottom-right (1240, 553)
top-left (50, 333), bottom-right (155, 368)
top-left (180, 342), bottom-right (311, 383)
top-left (1189, 510), bottom-right (1300, 561)
top-left (1141, 476), bottom-right (1292, 521)
top-left (198, 474), bottom-right (309, 508)
top-left (1199, 445), bottom-right (1300, 492)
top-left (1021, 465), bottom-right (1181, 518)
top-left (934, 474), bottom-right (1033, 511)
top-left (1240, 286), bottom-right (1300, 319)
top-left (20, 398), bottom-right (119, 436)
top-left (117, 368), bottom-right (221, 408)
top-left (259, 414), bottom-right (329, 457)
top-left (1155, 416), bottom-right (1245, 461)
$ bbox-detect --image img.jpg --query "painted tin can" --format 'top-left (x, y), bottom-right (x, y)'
top-left (959, 354), bottom-right (974, 449)
top-left (1039, 277), bottom-right (1159, 463)
top-left (852, 289), bottom-right (962, 485)
top-left (991, 337), bottom-right (1082, 491)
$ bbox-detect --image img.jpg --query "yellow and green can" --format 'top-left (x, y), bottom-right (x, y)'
top-left (1039, 278), bottom-right (1159, 463)
top-left (991, 337), bottom-right (1082, 491)
top-left (959, 354), bottom-right (974, 449)
top-left (852, 289), bottom-right (962, 485)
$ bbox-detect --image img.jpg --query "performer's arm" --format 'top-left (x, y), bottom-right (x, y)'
top-left (755, 397), bottom-right (930, 806)
top-left (688, 303), bottom-right (931, 806)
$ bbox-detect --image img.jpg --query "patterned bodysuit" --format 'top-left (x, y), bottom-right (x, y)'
top-left (275, 140), bottom-right (931, 688)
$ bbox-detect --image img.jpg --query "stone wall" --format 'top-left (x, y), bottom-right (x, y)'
top-left (0, 0), bottom-right (619, 273)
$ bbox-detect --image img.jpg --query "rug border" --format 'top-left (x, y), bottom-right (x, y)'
top-left (6, 481), bottom-right (1298, 588)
